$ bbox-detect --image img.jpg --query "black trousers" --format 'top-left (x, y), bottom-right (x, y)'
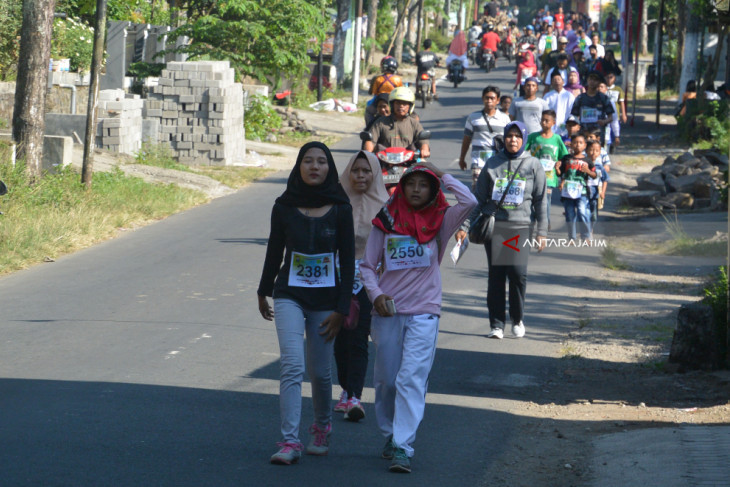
top-left (485, 242), bottom-right (528, 330)
top-left (334, 288), bottom-right (372, 399)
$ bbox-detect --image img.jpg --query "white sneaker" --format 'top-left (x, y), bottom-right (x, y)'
top-left (487, 328), bottom-right (504, 339)
top-left (511, 321), bottom-right (525, 338)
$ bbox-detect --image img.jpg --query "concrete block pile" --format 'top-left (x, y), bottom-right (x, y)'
top-left (144, 61), bottom-right (245, 166)
top-left (96, 89), bottom-right (144, 154)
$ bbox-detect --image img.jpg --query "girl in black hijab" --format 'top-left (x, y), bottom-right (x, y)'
top-left (258, 141), bottom-right (355, 465)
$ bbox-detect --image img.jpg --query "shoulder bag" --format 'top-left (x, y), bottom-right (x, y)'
top-left (469, 158), bottom-right (526, 245)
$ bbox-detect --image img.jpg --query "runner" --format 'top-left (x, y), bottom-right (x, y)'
top-left (557, 133), bottom-right (596, 242)
top-left (360, 162), bottom-right (476, 473)
top-left (570, 70), bottom-right (614, 146)
top-left (456, 121), bottom-right (548, 340)
top-left (544, 70), bottom-right (576, 135)
top-left (333, 151), bottom-right (389, 422)
top-left (509, 77), bottom-right (549, 135)
top-left (585, 139), bottom-right (609, 239)
top-left (526, 109), bottom-right (570, 232)
top-left (458, 85), bottom-right (512, 190)
top-left (257, 142), bottom-right (355, 465)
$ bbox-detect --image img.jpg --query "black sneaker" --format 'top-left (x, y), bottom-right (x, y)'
top-left (389, 447), bottom-right (411, 473)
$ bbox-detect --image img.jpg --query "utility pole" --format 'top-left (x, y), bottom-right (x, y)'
top-left (12, 0), bottom-right (57, 183)
top-left (415, 0), bottom-right (424, 55)
top-left (352, 0), bottom-right (363, 105)
top-left (655, 0), bottom-right (665, 125)
top-left (81, 0), bottom-right (108, 188)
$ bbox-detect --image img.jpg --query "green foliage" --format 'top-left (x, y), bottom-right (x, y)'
top-left (166, 0), bottom-right (326, 89)
top-left (678, 100), bottom-right (730, 156)
top-left (51, 17), bottom-right (95, 73)
top-left (135, 142), bottom-right (192, 172)
top-left (0, 0), bottom-right (22, 81)
top-left (244, 95), bottom-right (282, 140)
top-left (60, 0), bottom-right (171, 24)
top-left (376, 1), bottom-right (395, 47)
top-left (427, 28), bottom-right (452, 54)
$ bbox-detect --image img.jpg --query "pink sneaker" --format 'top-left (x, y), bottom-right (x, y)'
top-left (334, 389), bottom-right (348, 413)
top-left (270, 442), bottom-right (302, 465)
top-left (344, 396), bottom-right (365, 422)
top-left (306, 423), bottom-right (332, 455)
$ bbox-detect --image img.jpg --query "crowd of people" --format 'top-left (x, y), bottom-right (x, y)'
top-left (255, 2), bottom-right (630, 475)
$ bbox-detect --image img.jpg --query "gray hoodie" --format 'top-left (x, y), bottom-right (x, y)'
top-left (464, 150), bottom-right (548, 237)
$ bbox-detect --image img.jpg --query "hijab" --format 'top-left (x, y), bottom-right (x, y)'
top-left (340, 151), bottom-right (389, 258)
top-left (520, 50), bottom-right (536, 69)
top-left (372, 166), bottom-right (450, 245)
top-left (503, 121), bottom-right (527, 159)
top-left (276, 141), bottom-right (350, 208)
top-left (565, 70), bottom-right (584, 92)
top-left (449, 30), bottom-right (467, 57)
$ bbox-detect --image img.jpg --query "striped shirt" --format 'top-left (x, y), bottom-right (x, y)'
top-left (464, 109), bottom-right (511, 169)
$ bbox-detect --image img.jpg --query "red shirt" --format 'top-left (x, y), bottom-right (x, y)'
top-left (481, 31), bottom-right (500, 52)
top-left (554, 13), bottom-right (564, 30)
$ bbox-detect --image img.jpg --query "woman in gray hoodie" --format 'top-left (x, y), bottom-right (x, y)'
top-left (456, 121), bottom-right (548, 339)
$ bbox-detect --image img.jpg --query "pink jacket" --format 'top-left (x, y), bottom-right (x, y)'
top-left (360, 174), bottom-right (477, 316)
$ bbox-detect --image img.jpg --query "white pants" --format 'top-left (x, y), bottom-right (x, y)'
top-left (371, 313), bottom-right (439, 457)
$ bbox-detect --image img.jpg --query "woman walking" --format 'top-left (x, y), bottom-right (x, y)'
top-left (360, 162), bottom-right (476, 473)
top-left (456, 122), bottom-right (548, 340)
top-left (333, 151), bottom-right (389, 421)
top-left (257, 141), bottom-right (355, 465)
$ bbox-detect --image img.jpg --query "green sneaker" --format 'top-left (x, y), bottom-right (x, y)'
top-left (389, 447), bottom-right (411, 473)
top-left (381, 434), bottom-right (395, 459)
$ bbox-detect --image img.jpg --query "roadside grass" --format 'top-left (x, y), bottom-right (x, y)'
top-left (657, 210), bottom-right (728, 257)
top-left (559, 343), bottom-right (582, 359)
top-left (600, 243), bottom-right (631, 270)
top-left (636, 89), bottom-right (678, 101)
top-left (276, 131), bottom-right (337, 148)
top-left (134, 142), bottom-right (273, 188)
top-left (0, 143), bottom-right (211, 275)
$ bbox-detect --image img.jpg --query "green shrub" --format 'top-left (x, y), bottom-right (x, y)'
top-left (244, 95), bottom-right (282, 140)
top-left (678, 99), bottom-right (730, 156)
top-left (51, 17), bottom-right (95, 73)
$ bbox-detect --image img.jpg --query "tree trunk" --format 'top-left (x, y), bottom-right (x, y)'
top-left (640, 0), bottom-right (648, 55)
top-left (407, 0), bottom-right (418, 56)
top-left (393, 0), bottom-right (409, 63)
top-left (702, 22), bottom-right (726, 91)
top-left (12, 0), bottom-right (57, 182)
top-left (677, 2), bottom-right (701, 102)
top-left (443, 0), bottom-right (451, 36)
top-left (333, 0), bottom-right (350, 84)
top-left (365, 0), bottom-right (378, 68)
top-left (675, 1), bottom-right (686, 91)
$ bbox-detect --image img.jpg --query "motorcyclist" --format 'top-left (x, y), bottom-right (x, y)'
top-left (364, 87), bottom-right (431, 159)
top-left (480, 23), bottom-right (501, 62)
top-left (364, 92), bottom-right (391, 132)
top-left (467, 20), bottom-right (482, 42)
top-left (415, 39), bottom-right (440, 99)
top-left (516, 25), bottom-right (538, 72)
top-left (368, 56), bottom-right (403, 96)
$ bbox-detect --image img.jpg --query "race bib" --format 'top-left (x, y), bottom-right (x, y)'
top-left (492, 177), bottom-right (526, 206)
top-left (561, 180), bottom-right (584, 199)
top-left (581, 107), bottom-right (599, 124)
top-left (587, 169), bottom-right (601, 186)
top-left (539, 158), bottom-right (556, 171)
top-left (385, 236), bottom-right (430, 270)
top-left (289, 252), bottom-right (336, 288)
top-left (472, 149), bottom-right (494, 169)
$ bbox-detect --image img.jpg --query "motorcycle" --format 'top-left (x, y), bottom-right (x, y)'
top-left (448, 60), bottom-right (465, 88)
top-left (468, 40), bottom-right (480, 65)
top-left (499, 39), bottom-right (514, 62)
top-left (416, 72), bottom-right (433, 109)
top-left (482, 49), bottom-right (496, 73)
top-left (359, 130), bottom-right (432, 194)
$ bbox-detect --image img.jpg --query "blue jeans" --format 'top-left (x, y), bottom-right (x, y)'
top-left (273, 298), bottom-right (334, 444)
top-left (563, 195), bottom-right (591, 240)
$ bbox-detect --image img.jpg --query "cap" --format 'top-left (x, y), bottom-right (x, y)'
top-left (558, 36), bottom-right (568, 43)
top-left (566, 115), bottom-right (579, 124)
top-left (524, 76), bottom-right (540, 85)
top-left (572, 47), bottom-right (584, 54)
top-left (526, 25), bottom-right (534, 31)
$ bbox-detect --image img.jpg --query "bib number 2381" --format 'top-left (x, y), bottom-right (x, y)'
top-left (289, 252), bottom-right (336, 287)
top-left (385, 236), bottom-right (430, 270)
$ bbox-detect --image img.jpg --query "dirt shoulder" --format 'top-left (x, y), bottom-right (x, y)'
top-left (484, 104), bottom-right (730, 486)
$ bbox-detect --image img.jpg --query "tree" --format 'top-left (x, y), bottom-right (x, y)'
top-left (13, 0), bottom-right (57, 182)
top-left (332, 0), bottom-right (349, 84)
top-left (365, 0), bottom-right (377, 68)
top-left (166, 0), bottom-right (326, 89)
top-left (0, 0), bottom-right (23, 81)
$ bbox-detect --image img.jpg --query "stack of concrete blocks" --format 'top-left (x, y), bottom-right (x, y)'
top-left (96, 89), bottom-right (144, 154)
top-left (144, 60), bottom-right (245, 166)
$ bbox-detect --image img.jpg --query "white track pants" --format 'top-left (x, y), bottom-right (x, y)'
top-left (371, 313), bottom-right (439, 457)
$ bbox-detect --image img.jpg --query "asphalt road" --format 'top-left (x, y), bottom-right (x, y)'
top-left (0, 60), bottom-right (603, 486)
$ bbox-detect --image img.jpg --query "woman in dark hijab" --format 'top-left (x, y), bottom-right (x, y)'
top-left (456, 121), bottom-right (548, 340)
top-left (258, 141), bottom-right (355, 465)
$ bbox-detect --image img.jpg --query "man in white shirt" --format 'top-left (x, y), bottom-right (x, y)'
top-left (459, 85), bottom-right (512, 189)
top-left (584, 32), bottom-right (605, 59)
top-left (537, 24), bottom-right (557, 63)
top-left (544, 70), bottom-right (575, 136)
top-left (543, 53), bottom-right (578, 95)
